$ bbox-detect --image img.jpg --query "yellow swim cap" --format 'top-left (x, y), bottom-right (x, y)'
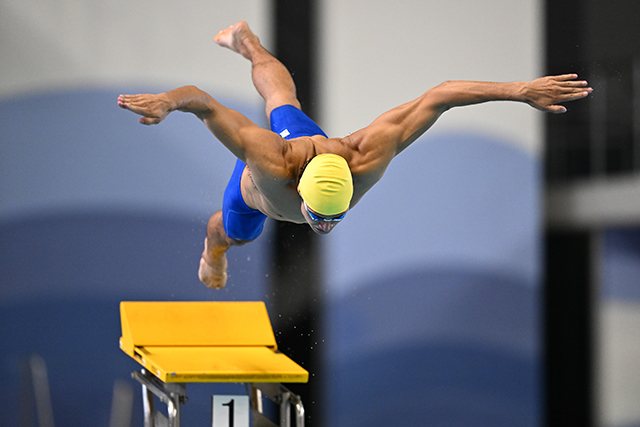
top-left (298, 154), bottom-right (353, 216)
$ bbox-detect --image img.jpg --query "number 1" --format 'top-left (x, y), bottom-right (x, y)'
top-left (222, 399), bottom-right (234, 427)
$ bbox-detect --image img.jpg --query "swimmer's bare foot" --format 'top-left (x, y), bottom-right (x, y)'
top-left (214, 21), bottom-right (259, 59)
top-left (198, 238), bottom-right (228, 289)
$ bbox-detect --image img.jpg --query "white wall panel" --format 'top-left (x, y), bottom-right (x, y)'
top-left (320, 0), bottom-right (542, 154)
top-left (0, 0), bottom-right (269, 100)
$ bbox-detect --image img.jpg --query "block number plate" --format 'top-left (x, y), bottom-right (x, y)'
top-left (212, 395), bottom-right (249, 427)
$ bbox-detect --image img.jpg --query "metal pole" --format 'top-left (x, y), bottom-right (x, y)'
top-left (167, 398), bottom-right (180, 427)
top-left (141, 384), bottom-right (155, 427)
top-left (279, 391), bottom-right (291, 427)
top-left (294, 400), bottom-right (305, 427)
top-left (30, 355), bottom-right (55, 427)
top-left (248, 384), bottom-right (263, 414)
top-left (109, 380), bottom-right (134, 427)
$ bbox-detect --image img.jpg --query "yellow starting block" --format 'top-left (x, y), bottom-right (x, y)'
top-left (119, 301), bottom-right (308, 427)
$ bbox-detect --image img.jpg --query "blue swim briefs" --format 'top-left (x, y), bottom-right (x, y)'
top-left (222, 105), bottom-right (327, 241)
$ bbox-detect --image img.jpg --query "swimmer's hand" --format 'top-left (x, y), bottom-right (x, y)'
top-left (118, 93), bottom-right (173, 125)
top-left (523, 74), bottom-right (593, 114)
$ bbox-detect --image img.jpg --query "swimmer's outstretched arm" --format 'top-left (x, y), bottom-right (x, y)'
top-left (118, 86), bottom-right (285, 165)
top-left (428, 74), bottom-right (593, 114)
top-left (348, 74), bottom-right (593, 161)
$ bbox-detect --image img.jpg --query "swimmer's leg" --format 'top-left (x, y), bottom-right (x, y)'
top-left (198, 210), bottom-right (245, 289)
top-left (214, 21), bottom-right (301, 118)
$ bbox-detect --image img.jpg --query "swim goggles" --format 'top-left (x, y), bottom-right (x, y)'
top-left (304, 202), bottom-right (347, 223)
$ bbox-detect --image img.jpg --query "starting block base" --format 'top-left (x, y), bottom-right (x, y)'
top-left (132, 369), bottom-right (305, 427)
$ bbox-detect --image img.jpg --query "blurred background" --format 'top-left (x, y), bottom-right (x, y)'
top-left (0, 0), bottom-right (638, 426)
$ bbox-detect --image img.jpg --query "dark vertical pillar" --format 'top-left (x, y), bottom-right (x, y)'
top-left (544, 1), bottom-right (595, 425)
top-left (270, 1), bottom-right (323, 426)
top-left (543, 229), bottom-right (595, 427)
top-left (273, 0), bottom-right (318, 118)
top-left (544, 0), bottom-right (590, 183)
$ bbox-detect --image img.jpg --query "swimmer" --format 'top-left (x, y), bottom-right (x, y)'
top-left (118, 21), bottom-right (592, 289)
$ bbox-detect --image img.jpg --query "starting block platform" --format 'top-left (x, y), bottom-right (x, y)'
top-left (119, 301), bottom-right (308, 426)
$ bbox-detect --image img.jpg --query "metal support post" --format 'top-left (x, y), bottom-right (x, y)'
top-left (247, 383), bottom-right (305, 427)
top-left (132, 370), bottom-right (186, 427)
